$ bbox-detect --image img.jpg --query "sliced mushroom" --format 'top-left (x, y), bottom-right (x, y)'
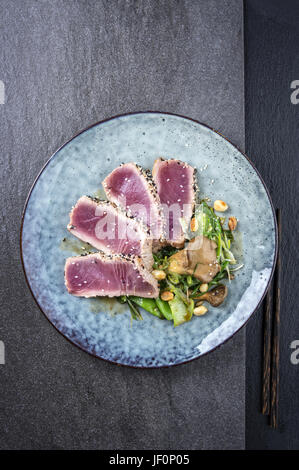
top-left (167, 249), bottom-right (189, 274)
top-left (168, 235), bottom-right (220, 283)
top-left (194, 284), bottom-right (228, 307)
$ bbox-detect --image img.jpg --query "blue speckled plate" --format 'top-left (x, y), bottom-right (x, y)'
top-left (21, 112), bottom-right (277, 368)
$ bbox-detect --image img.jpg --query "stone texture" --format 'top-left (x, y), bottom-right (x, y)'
top-left (245, 0), bottom-right (299, 449)
top-left (0, 0), bottom-right (244, 449)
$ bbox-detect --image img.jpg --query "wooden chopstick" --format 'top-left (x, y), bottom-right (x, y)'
top-left (261, 208), bottom-right (281, 427)
top-left (262, 285), bottom-right (272, 415)
top-left (270, 208), bottom-right (281, 428)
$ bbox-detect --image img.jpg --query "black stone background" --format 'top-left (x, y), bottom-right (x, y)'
top-left (1, 0), bottom-right (298, 451)
top-left (245, 0), bottom-right (299, 450)
top-left (0, 0), bottom-right (245, 450)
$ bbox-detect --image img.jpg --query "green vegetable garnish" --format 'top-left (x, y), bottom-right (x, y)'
top-left (155, 298), bottom-right (173, 320)
top-left (118, 200), bottom-right (241, 325)
top-left (126, 297), bottom-right (143, 321)
top-left (129, 297), bottom-right (163, 319)
top-left (194, 201), bottom-right (236, 275)
top-left (167, 272), bottom-right (181, 285)
top-left (169, 295), bottom-right (192, 327)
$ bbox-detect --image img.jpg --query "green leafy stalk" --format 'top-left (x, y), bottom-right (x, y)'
top-left (194, 201), bottom-right (236, 274)
top-left (129, 296), bottom-right (164, 319)
top-left (126, 297), bottom-right (143, 321)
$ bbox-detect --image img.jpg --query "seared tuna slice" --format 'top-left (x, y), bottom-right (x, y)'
top-left (102, 163), bottom-right (164, 240)
top-left (152, 159), bottom-right (196, 247)
top-left (67, 196), bottom-right (153, 270)
top-left (65, 252), bottom-right (159, 298)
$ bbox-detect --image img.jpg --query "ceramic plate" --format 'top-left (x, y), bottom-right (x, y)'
top-left (21, 112), bottom-right (277, 367)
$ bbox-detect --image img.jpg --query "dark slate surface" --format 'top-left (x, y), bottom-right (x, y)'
top-left (0, 0), bottom-right (244, 449)
top-left (245, 0), bottom-right (299, 449)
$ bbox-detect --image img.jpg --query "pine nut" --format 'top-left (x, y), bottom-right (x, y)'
top-left (213, 200), bottom-right (228, 212)
top-left (161, 291), bottom-right (174, 301)
top-left (199, 283), bottom-right (209, 293)
top-left (152, 270), bottom-right (166, 280)
top-left (190, 217), bottom-right (198, 232)
top-left (194, 305), bottom-right (208, 316)
top-left (228, 216), bottom-right (237, 231)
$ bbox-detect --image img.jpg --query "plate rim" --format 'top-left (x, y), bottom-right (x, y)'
top-left (20, 110), bottom-right (278, 368)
